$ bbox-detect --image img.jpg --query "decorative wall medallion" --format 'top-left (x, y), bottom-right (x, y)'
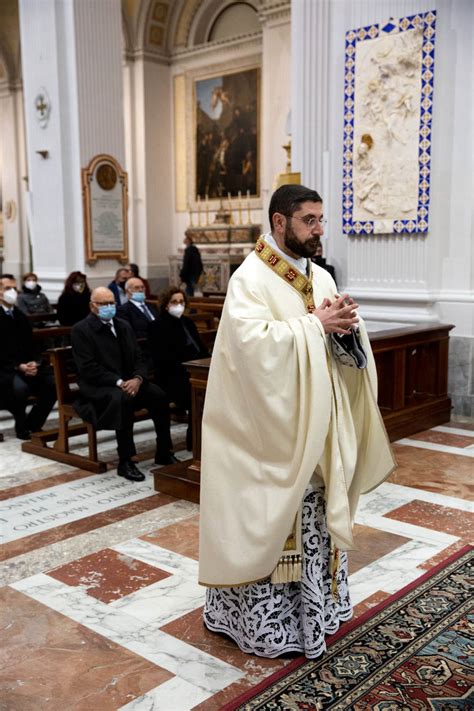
top-left (96, 163), bottom-right (118, 191)
top-left (343, 10), bottom-right (436, 235)
top-left (34, 88), bottom-right (51, 128)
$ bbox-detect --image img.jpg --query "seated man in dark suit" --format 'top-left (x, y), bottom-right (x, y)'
top-left (0, 274), bottom-right (56, 439)
top-left (71, 287), bottom-right (177, 482)
top-left (117, 277), bottom-right (157, 340)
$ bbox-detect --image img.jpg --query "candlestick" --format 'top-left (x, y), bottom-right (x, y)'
top-left (205, 194), bottom-right (209, 226)
top-left (238, 191), bottom-right (242, 225)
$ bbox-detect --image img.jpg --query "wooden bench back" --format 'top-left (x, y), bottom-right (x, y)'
top-left (47, 346), bottom-right (77, 406)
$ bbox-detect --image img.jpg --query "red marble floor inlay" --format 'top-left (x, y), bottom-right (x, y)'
top-left (389, 444), bottom-right (473, 500)
top-left (0, 492), bottom-right (175, 563)
top-left (408, 429), bottom-right (474, 448)
top-left (349, 525), bottom-right (410, 575)
top-left (49, 548), bottom-right (171, 603)
top-left (384, 499), bottom-right (474, 539)
top-left (141, 514), bottom-right (200, 560)
top-left (0, 586), bottom-right (173, 711)
top-left (352, 591), bottom-right (391, 618)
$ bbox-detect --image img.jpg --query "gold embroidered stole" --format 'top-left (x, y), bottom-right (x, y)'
top-left (255, 236), bottom-right (340, 595)
top-left (255, 237), bottom-right (316, 311)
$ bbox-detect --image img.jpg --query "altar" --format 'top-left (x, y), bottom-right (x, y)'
top-left (169, 206), bottom-right (261, 292)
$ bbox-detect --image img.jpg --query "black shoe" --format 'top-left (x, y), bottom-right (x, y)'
top-left (154, 452), bottom-right (179, 465)
top-left (16, 429), bottom-right (31, 441)
top-left (117, 460), bottom-right (146, 482)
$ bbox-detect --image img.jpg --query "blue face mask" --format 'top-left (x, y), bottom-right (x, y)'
top-left (131, 291), bottom-right (146, 303)
top-left (98, 304), bottom-right (116, 321)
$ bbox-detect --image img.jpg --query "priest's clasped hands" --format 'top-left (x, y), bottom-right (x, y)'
top-left (311, 293), bottom-right (359, 335)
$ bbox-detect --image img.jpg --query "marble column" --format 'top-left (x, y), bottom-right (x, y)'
top-left (0, 82), bottom-right (29, 276)
top-left (18, 0), bottom-right (125, 298)
top-left (259, 1), bottom-right (292, 227)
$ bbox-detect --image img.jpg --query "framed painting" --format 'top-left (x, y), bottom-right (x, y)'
top-left (195, 67), bottom-right (260, 200)
top-left (343, 10), bottom-right (436, 235)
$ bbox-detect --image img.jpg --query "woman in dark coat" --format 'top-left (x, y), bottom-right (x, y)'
top-left (57, 271), bottom-right (91, 326)
top-left (148, 287), bottom-right (209, 450)
top-left (17, 272), bottom-right (54, 318)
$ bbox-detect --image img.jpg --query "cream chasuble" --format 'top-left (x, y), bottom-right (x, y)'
top-left (198, 236), bottom-right (396, 587)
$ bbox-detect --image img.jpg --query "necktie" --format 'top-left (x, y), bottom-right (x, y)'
top-left (141, 304), bottom-right (153, 321)
top-left (106, 321), bottom-right (116, 337)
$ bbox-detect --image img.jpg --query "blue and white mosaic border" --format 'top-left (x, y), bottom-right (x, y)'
top-left (343, 10), bottom-right (436, 236)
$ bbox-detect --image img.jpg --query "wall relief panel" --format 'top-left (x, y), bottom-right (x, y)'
top-left (343, 10), bottom-right (436, 236)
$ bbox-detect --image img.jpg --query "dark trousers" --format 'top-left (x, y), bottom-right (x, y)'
top-left (4, 370), bottom-right (57, 434)
top-left (158, 373), bottom-right (193, 451)
top-left (115, 381), bottom-right (173, 462)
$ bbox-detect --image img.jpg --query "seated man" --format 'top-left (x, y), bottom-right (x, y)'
top-left (71, 287), bottom-right (177, 482)
top-left (117, 277), bottom-right (157, 340)
top-left (107, 266), bottom-right (132, 307)
top-left (0, 274), bottom-right (57, 439)
top-left (125, 263), bottom-right (151, 299)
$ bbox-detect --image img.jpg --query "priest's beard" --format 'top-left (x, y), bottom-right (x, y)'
top-left (284, 224), bottom-right (319, 258)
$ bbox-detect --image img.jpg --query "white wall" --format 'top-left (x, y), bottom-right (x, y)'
top-left (292, 0), bottom-right (473, 337)
top-left (19, 0), bottom-right (126, 297)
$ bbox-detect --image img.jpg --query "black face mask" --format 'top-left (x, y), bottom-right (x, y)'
top-left (118, 280), bottom-right (127, 288)
top-left (313, 256), bottom-right (326, 266)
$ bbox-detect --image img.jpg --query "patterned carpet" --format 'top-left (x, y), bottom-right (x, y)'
top-left (223, 546), bottom-right (473, 711)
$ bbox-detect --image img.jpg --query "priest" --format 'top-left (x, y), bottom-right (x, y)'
top-left (199, 184), bottom-right (395, 658)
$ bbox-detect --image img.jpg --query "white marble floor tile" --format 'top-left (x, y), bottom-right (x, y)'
top-left (433, 425), bottom-right (474, 437)
top-left (0, 420), bottom-right (188, 480)
top-left (118, 677), bottom-right (211, 711)
top-left (0, 499), bottom-right (199, 586)
top-left (0, 473), bottom-right (156, 544)
top-left (359, 482), bottom-right (474, 515)
top-left (112, 540), bottom-right (199, 578)
top-left (109, 575), bottom-right (205, 626)
top-left (395, 437), bottom-right (474, 457)
top-left (12, 574), bottom-right (243, 694)
top-left (348, 539), bottom-right (449, 604)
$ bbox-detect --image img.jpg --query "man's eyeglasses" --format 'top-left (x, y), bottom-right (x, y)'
top-left (92, 300), bottom-right (115, 306)
top-left (284, 214), bottom-right (327, 228)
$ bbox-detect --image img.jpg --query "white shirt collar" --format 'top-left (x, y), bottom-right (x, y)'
top-left (265, 232), bottom-right (308, 274)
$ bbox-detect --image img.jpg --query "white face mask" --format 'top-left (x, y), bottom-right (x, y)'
top-left (168, 303), bottom-right (185, 319)
top-left (72, 282), bottom-right (85, 293)
top-left (3, 288), bottom-right (18, 306)
top-left (25, 280), bottom-right (37, 290)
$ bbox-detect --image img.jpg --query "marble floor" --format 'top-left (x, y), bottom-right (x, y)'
top-left (0, 408), bottom-right (473, 711)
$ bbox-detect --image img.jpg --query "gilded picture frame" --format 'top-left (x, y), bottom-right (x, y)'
top-left (194, 66), bottom-right (260, 201)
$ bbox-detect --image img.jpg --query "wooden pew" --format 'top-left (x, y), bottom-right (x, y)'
top-left (21, 346), bottom-right (149, 472)
top-left (27, 310), bottom-right (58, 324)
top-left (153, 322), bottom-right (455, 503)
